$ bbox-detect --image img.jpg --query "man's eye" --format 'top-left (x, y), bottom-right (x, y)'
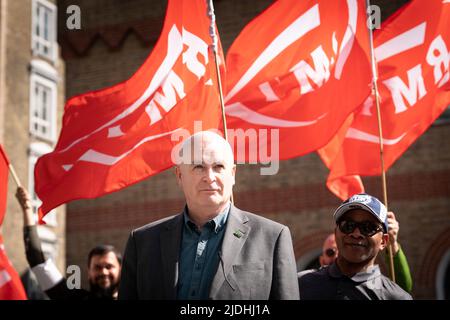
top-left (214, 164), bottom-right (225, 170)
top-left (193, 165), bottom-right (203, 170)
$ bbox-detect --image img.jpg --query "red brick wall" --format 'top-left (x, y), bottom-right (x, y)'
top-left (59, 0), bottom-right (450, 298)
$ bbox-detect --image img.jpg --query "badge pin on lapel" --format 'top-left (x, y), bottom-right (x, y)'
top-left (233, 229), bottom-right (245, 238)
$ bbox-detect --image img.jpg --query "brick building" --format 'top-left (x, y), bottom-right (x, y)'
top-left (9, 0), bottom-right (446, 299)
top-left (0, 0), bottom-right (66, 297)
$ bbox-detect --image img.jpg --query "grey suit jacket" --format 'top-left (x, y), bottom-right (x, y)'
top-left (118, 205), bottom-right (299, 300)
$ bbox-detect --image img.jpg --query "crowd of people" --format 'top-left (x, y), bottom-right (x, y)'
top-left (15, 131), bottom-right (414, 300)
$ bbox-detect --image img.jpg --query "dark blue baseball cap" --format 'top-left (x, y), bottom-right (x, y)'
top-left (333, 193), bottom-right (389, 233)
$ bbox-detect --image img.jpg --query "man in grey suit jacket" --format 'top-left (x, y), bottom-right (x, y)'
top-left (119, 131), bottom-right (299, 300)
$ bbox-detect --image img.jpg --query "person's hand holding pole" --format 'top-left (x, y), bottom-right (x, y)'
top-left (16, 186), bottom-right (35, 227)
top-left (386, 211), bottom-right (400, 254)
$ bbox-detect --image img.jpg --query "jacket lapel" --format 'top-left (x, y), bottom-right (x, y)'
top-left (209, 205), bottom-right (250, 299)
top-left (160, 214), bottom-right (183, 299)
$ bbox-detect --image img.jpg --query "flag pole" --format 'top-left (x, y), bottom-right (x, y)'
top-left (206, 0), bottom-right (234, 203)
top-left (366, 0), bottom-right (395, 282)
top-left (0, 146), bottom-right (22, 187)
top-left (8, 163), bottom-right (22, 187)
top-left (206, 0), bottom-right (228, 141)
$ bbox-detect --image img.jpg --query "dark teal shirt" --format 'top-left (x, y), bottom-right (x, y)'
top-left (177, 203), bottom-right (230, 300)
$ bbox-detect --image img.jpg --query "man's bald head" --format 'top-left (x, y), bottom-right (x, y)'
top-left (178, 131), bottom-right (234, 166)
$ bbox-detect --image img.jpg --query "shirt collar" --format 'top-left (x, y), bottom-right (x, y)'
top-left (328, 262), bottom-right (381, 283)
top-left (183, 202), bottom-right (231, 233)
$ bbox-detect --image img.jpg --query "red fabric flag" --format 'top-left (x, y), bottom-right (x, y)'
top-left (0, 236), bottom-right (27, 300)
top-left (0, 145), bottom-right (9, 226)
top-left (0, 145), bottom-right (27, 300)
top-left (35, 0), bottom-right (224, 220)
top-left (318, 114), bottom-right (365, 199)
top-left (224, 0), bottom-right (372, 161)
top-left (320, 0), bottom-right (450, 200)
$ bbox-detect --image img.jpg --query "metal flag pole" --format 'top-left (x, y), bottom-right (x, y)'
top-left (206, 0), bottom-right (228, 141)
top-left (206, 0), bottom-right (233, 203)
top-left (366, 0), bottom-right (395, 282)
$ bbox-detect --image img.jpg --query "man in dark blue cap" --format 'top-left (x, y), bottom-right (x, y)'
top-left (299, 193), bottom-right (412, 300)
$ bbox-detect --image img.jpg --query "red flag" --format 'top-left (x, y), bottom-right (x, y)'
top-left (0, 145), bottom-right (9, 226)
top-left (0, 145), bottom-right (27, 300)
top-left (35, 0), bottom-right (224, 220)
top-left (0, 236), bottom-right (27, 300)
top-left (224, 0), bottom-right (372, 161)
top-left (318, 114), bottom-right (365, 199)
top-left (320, 0), bottom-right (450, 199)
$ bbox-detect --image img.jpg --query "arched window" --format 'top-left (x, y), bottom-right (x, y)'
top-left (436, 249), bottom-right (450, 300)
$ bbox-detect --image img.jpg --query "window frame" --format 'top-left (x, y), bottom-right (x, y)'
top-left (436, 249), bottom-right (450, 300)
top-left (31, 0), bottom-right (57, 62)
top-left (29, 71), bottom-right (57, 142)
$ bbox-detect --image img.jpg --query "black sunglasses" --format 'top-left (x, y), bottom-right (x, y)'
top-left (338, 219), bottom-right (384, 237)
top-left (324, 248), bottom-right (337, 257)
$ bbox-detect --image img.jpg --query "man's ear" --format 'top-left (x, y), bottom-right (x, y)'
top-left (174, 166), bottom-right (182, 187)
top-left (379, 233), bottom-right (390, 251)
top-left (231, 164), bottom-right (236, 186)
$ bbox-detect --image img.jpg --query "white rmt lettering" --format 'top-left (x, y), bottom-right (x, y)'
top-left (426, 35), bottom-right (450, 88)
top-left (290, 45), bottom-right (331, 94)
top-left (224, 4), bottom-right (320, 102)
top-left (182, 28), bottom-right (209, 79)
top-left (382, 64), bottom-right (427, 114)
top-left (145, 26), bottom-right (209, 125)
top-left (145, 70), bottom-right (186, 125)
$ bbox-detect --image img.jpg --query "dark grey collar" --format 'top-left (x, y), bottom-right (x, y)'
top-left (328, 262), bottom-right (381, 283)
